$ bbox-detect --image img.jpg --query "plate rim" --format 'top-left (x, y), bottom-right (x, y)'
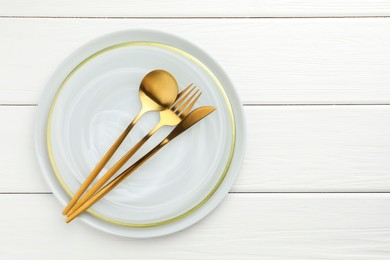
top-left (48, 41), bottom-right (236, 227)
top-left (35, 29), bottom-right (246, 237)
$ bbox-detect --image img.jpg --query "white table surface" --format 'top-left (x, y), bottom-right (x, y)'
top-left (1, 1), bottom-right (390, 259)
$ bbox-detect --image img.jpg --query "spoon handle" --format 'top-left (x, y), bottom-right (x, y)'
top-left (65, 121), bottom-right (163, 217)
top-left (62, 109), bottom-right (146, 215)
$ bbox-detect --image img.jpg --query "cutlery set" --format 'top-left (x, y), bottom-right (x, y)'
top-left (62, 70), bottom-right (215, 222)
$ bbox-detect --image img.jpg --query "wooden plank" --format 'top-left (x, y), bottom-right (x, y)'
top-left (0, 106), bottom-right (44, 192)
top-left (0, 193), bottom-right (390, 259)
top-left (240, 105), bottom-right (390, 192)
top-left (2, 105), bottom-right (390, 192)
top-left (1, 18), bottom-right (390, 104)
top-left (0, 0), bottom-right (390, 17)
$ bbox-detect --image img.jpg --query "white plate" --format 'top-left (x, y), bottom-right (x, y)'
top-left (35, 30), bottom-right (246, 238)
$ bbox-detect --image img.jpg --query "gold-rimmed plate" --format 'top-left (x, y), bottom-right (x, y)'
top-left (35, 30), bottom-right (246, 237)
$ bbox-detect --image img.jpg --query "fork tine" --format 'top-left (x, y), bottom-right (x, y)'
top-left (172, 84), bottom-right (195, 111)
top-left (174, 83), bottom-right (193, 102)
top-left (176, 89), bottom-right (200, 115)
top-left (180, 91), bottom-right (202, 117)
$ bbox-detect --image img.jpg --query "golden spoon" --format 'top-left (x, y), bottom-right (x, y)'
top-left (66, 106), bottom-right (216, 223)
top-left (62, 70), bottom-right (178, 215)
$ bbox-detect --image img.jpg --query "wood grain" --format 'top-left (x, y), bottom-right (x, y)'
top-left (0, 0), bottom-right (389, 257)
top-left (241, 105), bottom-right (390, 192)
top-left (0, 193), bottom-right (389, 259)
top-left (1, 18), bottom-right (390, 104)
top-left (0, 0), bottom-right (390, 17)
top-left (2, 105), bottom-right (390, 192)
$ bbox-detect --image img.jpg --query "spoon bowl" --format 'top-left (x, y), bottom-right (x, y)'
top-left (139, 70), bottom-right (179, 111)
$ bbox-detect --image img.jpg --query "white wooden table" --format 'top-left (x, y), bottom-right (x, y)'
top-left (1, 1), bottom-right (390, 259)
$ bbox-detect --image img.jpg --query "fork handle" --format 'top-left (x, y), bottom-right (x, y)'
top-left (62, 109), bottom-right (147, 215)
top-left (66, 138), bottom-right (168, 223)
top-left (65, 121), bottom-right (163, 216)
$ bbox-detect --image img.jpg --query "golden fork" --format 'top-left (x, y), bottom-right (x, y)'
top-left (66, 84), bottom-right (202, 216)
top-left (66, 106), bottom-right (215, 222)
